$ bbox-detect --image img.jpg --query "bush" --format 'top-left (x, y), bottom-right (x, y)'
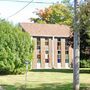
top-left (0, 19), bottom-right (34, 74)
top-left (80, 60), bottom-right (90, 68)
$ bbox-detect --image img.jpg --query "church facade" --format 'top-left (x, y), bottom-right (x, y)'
top-left (20, 23), bottom-right (73, 69)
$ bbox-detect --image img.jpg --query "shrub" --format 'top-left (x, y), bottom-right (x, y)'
top-left (0, 19), bottom-right (34, 74)
top-left (80, 60), bottom-right (90, 68)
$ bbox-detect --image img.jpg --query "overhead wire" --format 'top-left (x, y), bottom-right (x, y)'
top-left (0, 0), bottom-right (58, 19)
top-left (4, 0), bottom-right (56, 19)
top-left (0, 0), bottom-right (55, 4)
top-left (7, 0), bottom-right (34, 19)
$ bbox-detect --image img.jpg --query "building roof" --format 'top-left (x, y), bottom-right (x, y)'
top-left (20, 23), bottom-right (71, 37)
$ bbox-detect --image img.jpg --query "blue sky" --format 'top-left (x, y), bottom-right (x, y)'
top-left (0, 0), bottom-right (62, 24)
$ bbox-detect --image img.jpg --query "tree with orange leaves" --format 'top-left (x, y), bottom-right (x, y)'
top-left (31, 4), bottom-right (72, 25)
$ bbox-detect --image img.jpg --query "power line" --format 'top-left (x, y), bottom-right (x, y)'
top-left (7, 0), bottom-right (34, 19)
top-left (0, 0), bottom-right (55, 4)
top-left (5, 0), bottom-right (56, 19)
top-left (31, 1), bottom-right (54, 4)
top-left (0, 0), bottom-right (58, 19)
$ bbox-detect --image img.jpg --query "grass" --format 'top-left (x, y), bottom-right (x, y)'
top-left (0, 69), bottom-right (90, 90)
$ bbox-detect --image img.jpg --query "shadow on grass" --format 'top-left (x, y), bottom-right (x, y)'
top-left (0, 83), bottom-right (72, 90)
top-left (31, 69), bottom-right (90, 74)
top-left (22, 83), bottom-right (73, 90)
top-left (31, 69), bottom-right (73, 73)
top-left (0, 68), bottom-right (90, 76)
top-left (1, 85), bottom-right (17, 90)
top-left (80, 83), bottom-right (90, 90)
top-left (1, 83), bottom-right (90, 90)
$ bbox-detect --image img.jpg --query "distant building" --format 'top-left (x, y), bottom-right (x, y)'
top-left (20, 23), bottom-right (73, 69)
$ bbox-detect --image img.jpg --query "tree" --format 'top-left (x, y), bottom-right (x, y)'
top-left (0, 19), bottom-right (34, 74)
top-left (31, 4), bottom-right (73, 25)
top-left (61, 0), bottom-right (90, 60)
top-left (79, 3), bottom-right (90, 59)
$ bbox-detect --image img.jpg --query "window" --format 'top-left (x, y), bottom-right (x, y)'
top-left (58, 51), bottom-right (61, 54)
top-left (57, 38), bottom-right (61, 63)
top-left (57, 38), bottom-right (61, 50)
top-left (58, 42), bottom-right (61, 46)
top-left (45, 38), bottom-right (49, 63)
top-left (45, 42), bottom-right (49, 46)
top-left (37, 59), bottom-right (41, 63)
top-left (57, 55), bottom-right (61, 58)
top-left (37, 41), bottom-right (40, 45)
top-left (45, 50), bottom-right (49, 54)
top-left (66, 51), bottom-right (68, 54)
top-left (65, 46), bottom-right (68, 51)
top-left (65, 59), bottom-right (69, 63)
top-left (37, 50), bottom-right (41, 54)
top-left (45, 59), bottom-right (49, 63)
top-left (58, 59), bottom-right (61, 63)
top-left (46, 46), bottom-right (49, 51)
top-left (45, 38), bottom-right (49, 45)
top-left (65, 39), bottom-right (69, 63)
top-left (37, 46), bottom-right (40, 49)
top-left (37, 54), bottom-right (41, 59)
top-left (37, 37), bottom-right (41, 63)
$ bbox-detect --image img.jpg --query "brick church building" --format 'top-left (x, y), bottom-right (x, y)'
top-left (20, 23), bottom-right (73, 69)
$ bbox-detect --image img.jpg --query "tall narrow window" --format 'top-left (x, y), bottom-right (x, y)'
top-left (65, 38), bottom-right (69, 63)
top-left (57, 38), bottom-right (61, 63)
top-left (37, 38), bottom-right (41, 63)
top-left (45, 38), bottom-right (49, 63)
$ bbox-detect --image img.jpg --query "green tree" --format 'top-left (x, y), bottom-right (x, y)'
top-left (79, 3), bottom-right (90, 59)
top-left (61, 1), bottom-right (90, 60)
top-left (31, 4), bottom-right (73, 25)
top-left (0, 19), bottom-right (34, 74)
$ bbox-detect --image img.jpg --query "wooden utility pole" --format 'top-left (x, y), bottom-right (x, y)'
top-left (73, 0), bottom-right (80, 90)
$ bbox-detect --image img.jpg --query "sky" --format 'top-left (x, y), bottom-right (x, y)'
top-left (0, 0), bottom-right (61, 24)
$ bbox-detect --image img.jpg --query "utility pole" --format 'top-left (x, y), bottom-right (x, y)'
top-left (73, 0), bottom-right (80, 90)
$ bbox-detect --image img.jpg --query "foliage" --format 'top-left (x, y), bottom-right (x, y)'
top-left (80, 60), bottom-right (90, 68)
top-left (79, 3), bottom-right (90, 59)
top-left (31, 4), bottom-right (73, 25)
top-left (0, 19), bottom-right (34, 74)
top-left (64, 2), bottom-right (90, 60)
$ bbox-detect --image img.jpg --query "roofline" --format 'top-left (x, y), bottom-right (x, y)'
top-left (20, 22), bottom-right (70, 26)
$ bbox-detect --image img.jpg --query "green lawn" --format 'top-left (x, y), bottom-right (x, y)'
top-left (0, 69), bottom-right (90, 90)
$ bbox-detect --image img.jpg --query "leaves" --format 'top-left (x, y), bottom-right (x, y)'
top-left (0, 19), bottom-right (34, 74)
top-left (31, 4), bottom-right (73, 25)
top-left (79, 3), bottom-right (90, 59)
